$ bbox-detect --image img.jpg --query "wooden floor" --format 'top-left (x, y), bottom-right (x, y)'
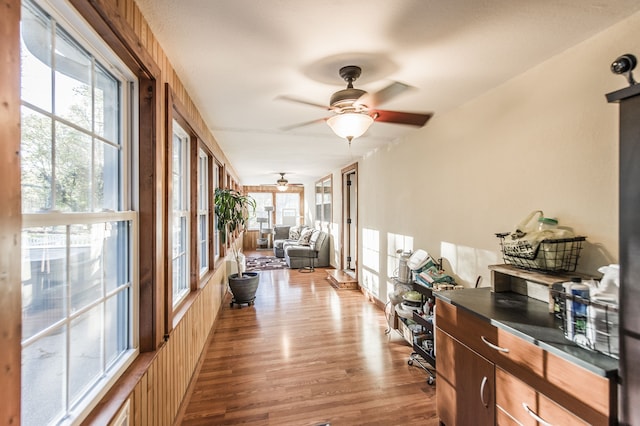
top-left (180, 264), bottom-right (438, 425)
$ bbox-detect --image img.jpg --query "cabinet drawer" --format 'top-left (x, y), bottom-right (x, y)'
top-left (436, 300), bottom-right (544, 374)
top-left (436, 299), bottom-right (613, 424)
top-left (496, 368), bottom-right (588, 426)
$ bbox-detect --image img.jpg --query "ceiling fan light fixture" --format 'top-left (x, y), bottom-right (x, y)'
top-left (326, 112), bottom-right (374, 141)
top-left (276, 173), bottom-right (288, 191)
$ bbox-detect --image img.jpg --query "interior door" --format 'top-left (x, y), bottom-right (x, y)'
top-left (342, 164), bottom-right (358, 277)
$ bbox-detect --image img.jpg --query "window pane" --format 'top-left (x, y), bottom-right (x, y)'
top-left (105, 290), bottom-right (129, 368)
top-left (173, 214), bottom-right (188, 305)
top-left (22, 226), bottom-right (67, 340)
top-left (21, 107), bottom-right (53, 213)
top-left (324, 204), bottom-right (332, 223)
top-left (20, 1), bottom-right (52, 113)
top-left (69, 305), bottom-right (102, 404)
top-left (55, 121), bottom-right (91, 212)
top-left (172, 171), bottom-right (181, 211)
top-left (172, 212), bottom-right (186, 302)
top-left (275, 192), bottom-right (299, 225)
top-left (172, 135), bottom-right (183, 208)
top-left (69, 224), bottom-right (103, 311)
top-left (105, 221), bottom-right (129, 293)
top-left (94, 140), bottom-right (120, 211)
top-left (21, 326), bottom-right (66, 426)
top-left (95, 63), bottom-right (119, 142)
top-left (54, 27), bottom-right (92, 131)
top-left (247, 192), bottom-right (272, 230)
top-left (198, 152), bottom-right (208, 210)
top-left (199, 215), bottom-right (208, 271)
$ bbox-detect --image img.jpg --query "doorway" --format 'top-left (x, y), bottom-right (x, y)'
top-left (342, 163), bottom-right (358, 279)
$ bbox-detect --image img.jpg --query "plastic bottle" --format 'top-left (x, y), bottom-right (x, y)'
top-left (537, 217), bottom-right (558, 231)
top-left (569, 277), bottom-right (590, 347)
top-left (562, 279), bottom-right (575, 340)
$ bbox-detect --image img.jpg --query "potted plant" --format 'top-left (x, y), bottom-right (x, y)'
top-left (214, 188), bottom-right (258, 307)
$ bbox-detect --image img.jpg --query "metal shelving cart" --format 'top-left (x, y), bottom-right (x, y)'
top-left (406, 280), bottom-right (436, 385)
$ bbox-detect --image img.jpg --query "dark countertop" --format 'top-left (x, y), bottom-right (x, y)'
top-left (434, 288), bottom-right (619, 378)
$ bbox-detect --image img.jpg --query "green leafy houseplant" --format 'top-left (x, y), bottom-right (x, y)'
top-left (214, 188), bottom-right (256, 278)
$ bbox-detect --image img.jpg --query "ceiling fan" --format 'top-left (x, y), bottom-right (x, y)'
top-left (278, 65), bottom-right (433, 143)
top-left (261, 173), bottom-right (303, 191)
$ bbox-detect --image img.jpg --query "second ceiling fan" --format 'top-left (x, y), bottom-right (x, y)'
top-left (279, 65), bottom-right (433, 142)
top-left (262, 173), bottom-right (303, 191)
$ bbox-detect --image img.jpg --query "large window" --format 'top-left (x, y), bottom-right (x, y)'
top-left (276, 192), bottom-right (301, 226)
top-left (248, 192), bottom-right (274, 230)
top-left (213, 162), bottom-right (221, 262)
top-left (197, 149), bottom-right (209, 276)
top-left (315, 175), bottom-right (332, 226)
top-left (171, 121), bottom-right (190, 306)
top-left (20, 0), bottom-right (138, 424)
top-left (247, 191), bottom-right (302, 229)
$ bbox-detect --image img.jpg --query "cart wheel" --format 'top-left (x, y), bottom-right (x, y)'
top-left (428, 376), bottom-right (435, 385)
top-left (408, 359), bottom-right (413, 366)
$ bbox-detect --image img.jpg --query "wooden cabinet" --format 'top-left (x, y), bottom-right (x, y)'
top-left (436, 327), bottom-right (494, 425)
top-left (435, 296), bottom-right (617, 425)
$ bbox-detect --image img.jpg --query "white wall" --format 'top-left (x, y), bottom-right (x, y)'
top-left (351, 11), bottom-right (640, 302)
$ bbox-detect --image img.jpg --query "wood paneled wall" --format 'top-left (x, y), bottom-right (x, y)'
top-left (0, 1), bottom-right (22, 424)
top-left (115, 270), bottom-right (226, 426)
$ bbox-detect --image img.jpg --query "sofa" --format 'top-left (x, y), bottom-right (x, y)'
top-left (273, 225), bottom-right (330, 268)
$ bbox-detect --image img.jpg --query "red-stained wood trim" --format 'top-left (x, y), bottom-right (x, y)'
top-left (69, 0), bottom-right (160, 79)
top-left (0, 1), bottom-right (22, 424)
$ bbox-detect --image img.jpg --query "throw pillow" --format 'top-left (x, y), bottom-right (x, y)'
top-left (309, 230), bottom-right (321, 248)
top-left (289, 225), bottom-right (301, 240)
top-left (297, 228), bottom-right (314, 245)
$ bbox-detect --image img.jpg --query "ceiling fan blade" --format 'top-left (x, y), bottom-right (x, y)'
top-left (280, 117), bottom-right (329, 131)
top-left (371, 109), bottom-right (433, 127)
top-left (276, 95), bottom-right (332, 110)
top-left (355, 81), bottom-right (412, 108)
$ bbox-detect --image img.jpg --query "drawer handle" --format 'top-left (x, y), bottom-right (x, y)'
top-left (480, 376), bottom-right (489, 408)
top-left (480, 335), bottom-right (510, 353)
top-left (522, 402), bottom-right (553, 426)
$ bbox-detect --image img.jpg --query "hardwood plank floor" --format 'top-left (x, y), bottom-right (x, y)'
top-left (180, 264), bottom-right (438, 425)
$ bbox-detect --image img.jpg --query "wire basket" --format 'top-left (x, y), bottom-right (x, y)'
top-left (550, 288), bottom-right (619, 359)
top-left (495, 233), bottom-right (586, 273)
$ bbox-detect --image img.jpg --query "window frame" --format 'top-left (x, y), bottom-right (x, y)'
top-left (197, 148), bottom-right (210, 277)
top-left (213, 160), bottom-right (223, 263)
top-left (170, 118), bottom-right (191, 309)
top-left (315, 174), bottom-right (332, 227)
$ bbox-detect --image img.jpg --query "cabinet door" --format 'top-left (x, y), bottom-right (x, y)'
top-left (436, 328), bottom-right (495, 425)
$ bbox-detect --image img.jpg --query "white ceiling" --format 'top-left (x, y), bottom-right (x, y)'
top-left (134, 0), bottom-right (640, 186)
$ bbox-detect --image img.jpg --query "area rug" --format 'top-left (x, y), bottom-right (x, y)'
top-left (245, 255), bottom-right (288, 271)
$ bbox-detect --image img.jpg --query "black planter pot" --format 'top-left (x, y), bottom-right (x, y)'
top-left (229, 272), bottom-right (260, 308)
